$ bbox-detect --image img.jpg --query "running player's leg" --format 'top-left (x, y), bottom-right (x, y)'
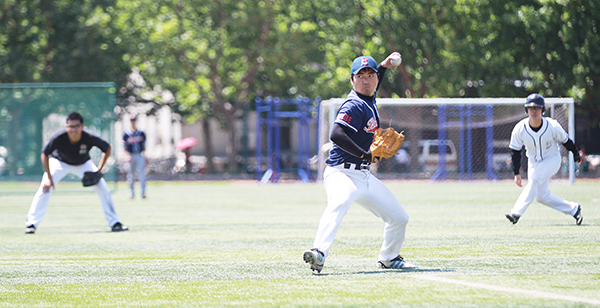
top-left (535, 155), bottom-right (579, 214)
top-left (510, 161), bottom-right (540, 216)
top-left (26, 158), bottom-right (71, 228)
top-left (358, 174), bottom-right (409, 262)
top-left (312, 166), bottom-right (363, 257)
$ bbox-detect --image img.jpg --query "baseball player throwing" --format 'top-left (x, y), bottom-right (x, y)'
top-left (303, 52), bottom-right (416, 273)
top-left (24, 112), bottom-right (129, 234)
top-left (505, 94), bottom-right (583, 225)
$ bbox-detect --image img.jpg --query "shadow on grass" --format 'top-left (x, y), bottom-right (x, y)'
top-left (315, 268), bottom-right (453, 276)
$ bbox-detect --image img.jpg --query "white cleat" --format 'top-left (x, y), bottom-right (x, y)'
top-left (303, 249), bottom-right (325, 273)
top-left (378, 255), bottom-right (418, 269)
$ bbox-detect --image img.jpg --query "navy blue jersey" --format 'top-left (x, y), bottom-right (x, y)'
top-left (43, 129), bottom-right (110, 165)
top-left (123, 130), bottom-right (146, 154)
top-left (326, 89), bottom-right (380, 166)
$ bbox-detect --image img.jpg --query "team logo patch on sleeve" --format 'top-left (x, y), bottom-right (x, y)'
top-left (364, 117), bottom-right (378, 133)
top-left (336, 113), bottom-right (352, 124)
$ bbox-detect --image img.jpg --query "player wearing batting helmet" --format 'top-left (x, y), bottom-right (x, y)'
top-left (505, 93), bottom-right (583, 225)
top-left (303, 52), bottom-right (417, 273)
top-left (24, 112), bottom-right (129, 234)
top-left (523, 93), bottom-right (546, 113)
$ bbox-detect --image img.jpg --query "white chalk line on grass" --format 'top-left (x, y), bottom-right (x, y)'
top-left (413, 275), bottom-right (600, 305)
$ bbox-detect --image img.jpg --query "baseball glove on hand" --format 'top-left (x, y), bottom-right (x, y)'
top-left (82, 171), bottom-right (103, 187)
top-left (369, 127), bottom-right (405, 163)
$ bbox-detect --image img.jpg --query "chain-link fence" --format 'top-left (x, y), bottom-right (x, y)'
top-left (0, 83), bottom-right (117, 194)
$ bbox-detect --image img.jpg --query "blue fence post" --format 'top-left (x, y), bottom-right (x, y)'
top-left (466, 105), bottom-right (473, 180)
top-left (486, 104), bottom-right (497, 180)
top-left (255, 98), bottom-right (262, 180)
top-left (458, 105), bottom-right (465, 180)
top-left (431, 105), bottom-right (447, 181)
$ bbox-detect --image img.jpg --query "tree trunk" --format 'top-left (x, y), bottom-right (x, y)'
top-left (201, 119), bottom-right (215, 173)
top-left (225, 113), bottom-right (237, 172)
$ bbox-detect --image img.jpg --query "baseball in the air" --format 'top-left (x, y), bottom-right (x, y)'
top-left (391, 55), bottom-right (402, 66)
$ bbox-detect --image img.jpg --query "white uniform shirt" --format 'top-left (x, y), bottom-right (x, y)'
top-left (509, 117), bottom-right (569, 162)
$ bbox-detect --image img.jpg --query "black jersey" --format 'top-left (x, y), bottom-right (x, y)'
top-left (42, 129), bottom-right (110, 165)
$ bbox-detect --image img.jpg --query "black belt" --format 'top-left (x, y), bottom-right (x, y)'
top-left (343, 162), bottom-right (370, 170)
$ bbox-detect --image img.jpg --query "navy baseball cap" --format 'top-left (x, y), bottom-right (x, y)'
top-left (350, 56), bottom-right (378, 75)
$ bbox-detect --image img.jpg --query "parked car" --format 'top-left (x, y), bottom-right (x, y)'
top-left (492, 140), bottom-right (512, 172)
top-left (417, 139), bottom-right (458, 172)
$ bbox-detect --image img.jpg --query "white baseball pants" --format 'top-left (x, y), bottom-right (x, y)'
top-left (26, 158), bottom-right (120, 228)
top-left (313, 165), bottom-right (409, 262)
top-left (127, 153), bottom-right (146, 197)
top-left (510, 153), bottom-right (579, 217)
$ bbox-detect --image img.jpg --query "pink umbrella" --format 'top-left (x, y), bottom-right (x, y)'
top-left (176, 137), bottom-right (199, 150)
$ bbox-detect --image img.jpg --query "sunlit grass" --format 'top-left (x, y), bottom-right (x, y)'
top-left (1, 180), bottom-right (599, 307)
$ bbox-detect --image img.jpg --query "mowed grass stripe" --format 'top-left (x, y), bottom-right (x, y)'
top-left (0, 180), bottom-right (598, 307)
top-left (414, 274), bottom-right (600, 305)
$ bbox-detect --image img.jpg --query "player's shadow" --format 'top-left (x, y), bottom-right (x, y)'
top-left (315, 268), bottom-right (453, 276)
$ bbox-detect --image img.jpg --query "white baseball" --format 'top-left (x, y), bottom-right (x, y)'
top-left (391, 56), bottom-right (402, 66)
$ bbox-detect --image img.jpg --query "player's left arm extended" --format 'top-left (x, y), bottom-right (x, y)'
top-left (97, 145), bottom-right (112, 172)
top-left (562, 139), bottom-right (580, 162)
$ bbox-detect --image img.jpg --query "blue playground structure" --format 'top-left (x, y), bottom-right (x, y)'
top-left (255, 97), bottom-right (320, 183)
top-left (433, 104), bottom-right (497, 181)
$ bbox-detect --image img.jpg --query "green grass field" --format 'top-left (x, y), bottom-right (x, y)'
top-left (1, 179), bottom-right (599, 307)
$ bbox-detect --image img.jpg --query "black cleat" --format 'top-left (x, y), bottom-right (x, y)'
top-left (111, 222), bottom-right (129, 232)
top-left (505, 213), bottom-right (520, 224)
top-left (25, 225), bottom-right (36, 234)
top-left (573, 205), bottom-right (583, 225)
top-left (303, 248), bottom-right (325, 273)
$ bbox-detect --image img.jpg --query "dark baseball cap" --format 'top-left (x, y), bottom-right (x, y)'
top-left (351, 56), bottom-right (378, 75)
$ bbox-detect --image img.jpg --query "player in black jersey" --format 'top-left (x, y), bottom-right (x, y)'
top-left (24, 112), bottom-right (128, 234)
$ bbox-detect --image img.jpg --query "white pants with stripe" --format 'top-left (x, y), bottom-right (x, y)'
top-left (25, 158), bottom-right (120, 228)
top-left (313, 165), bottom-right (409, 262)
top-left (127, 153), bottom-right (146, 197)
top-left (510, 153), bottom-right (579, 217)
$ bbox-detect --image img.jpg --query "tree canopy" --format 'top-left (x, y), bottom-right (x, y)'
top-left (1, 0), bottom-right (599, 168)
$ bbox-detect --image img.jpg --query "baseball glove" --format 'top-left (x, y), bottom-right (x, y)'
top-left (369, 127), bottom-right (405, 162)
top-left (82, 171), bottom-right (103, 187)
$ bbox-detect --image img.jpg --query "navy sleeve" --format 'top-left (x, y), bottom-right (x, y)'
top-left (330, 123), bottom-right (370, 159)
top-left (376, 64), bottom-right (387, 91)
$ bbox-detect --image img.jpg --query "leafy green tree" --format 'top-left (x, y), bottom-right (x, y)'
top-left (115, 0), bottom-right (331, 172)
top-left (0, 0), bottom-right (130, 175)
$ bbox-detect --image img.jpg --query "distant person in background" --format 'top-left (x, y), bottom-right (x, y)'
top-left (394, 148), bottom-right (410, 172)
top-left (25, 112), bottom-right (128, 234)
top-left (578, 145), bottom-right (589, 173)
top-left (123, 114), bottom-right (147, 199)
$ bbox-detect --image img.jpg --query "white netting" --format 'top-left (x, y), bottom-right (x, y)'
top-left (318, 98), bottom-right (575, 181)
